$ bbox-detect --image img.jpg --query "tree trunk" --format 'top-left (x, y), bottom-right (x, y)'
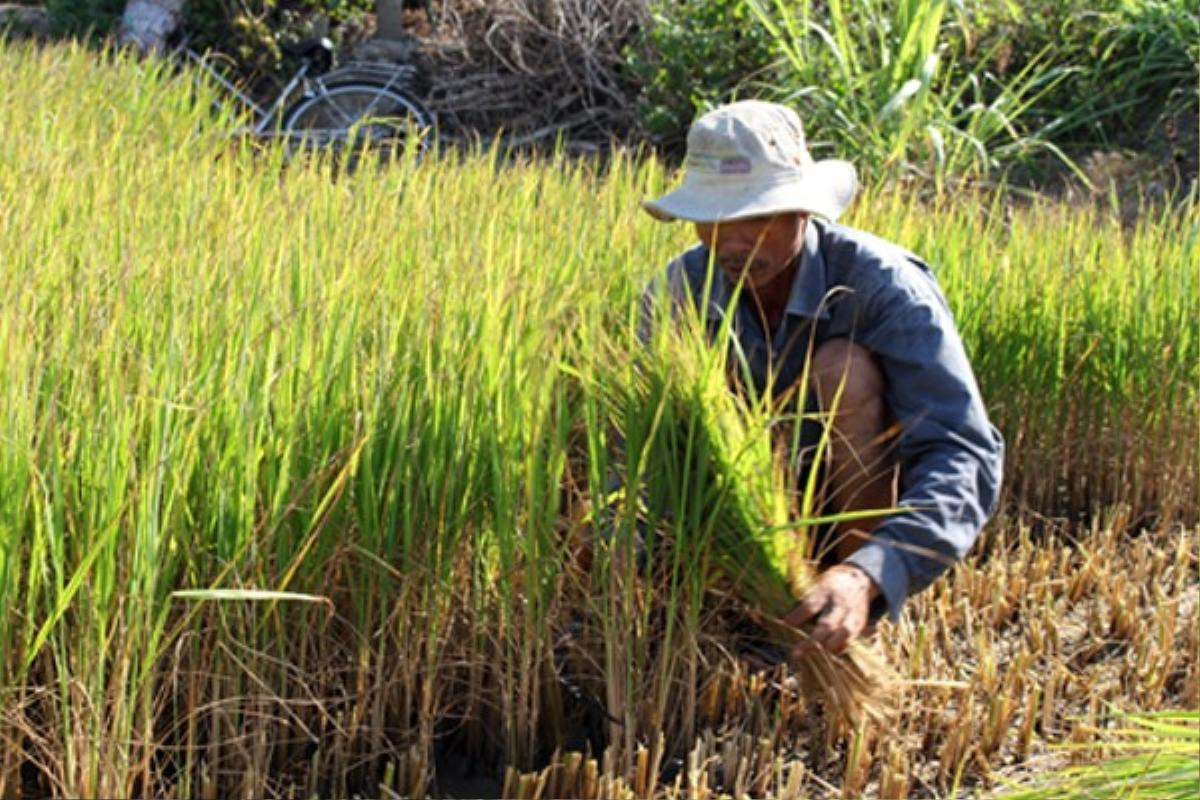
top-left (118, 0), bottom-right (185, 53)
top-left (375, 0), bottom-right (405, 40)
top-left (353, 0), bottom-right (418, 63)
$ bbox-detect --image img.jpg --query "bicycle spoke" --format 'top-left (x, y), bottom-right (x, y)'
top-left (358, 90), bottom-right (392, 127)
top-left (316, 89), bottom-right (357, 129)
top-left (282, 81), bottom-right (433, 168)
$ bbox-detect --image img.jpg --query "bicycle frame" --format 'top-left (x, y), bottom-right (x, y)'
top-left (324, 61), bottom-right (419, 96)
top-left (179, 46), bottom-right (313, 137)
top-left (172, 42), bottom-right (427, 152)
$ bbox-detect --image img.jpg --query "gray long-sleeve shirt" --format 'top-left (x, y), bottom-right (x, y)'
top-left (650, 218), bottom-right (1004, 621)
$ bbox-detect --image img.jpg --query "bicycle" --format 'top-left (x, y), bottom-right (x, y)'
top-left (175, 36), bottom-right (435, 167)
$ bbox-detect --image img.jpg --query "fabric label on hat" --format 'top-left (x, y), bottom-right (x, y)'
top-left (686, 155), bottom-right (753, 174)
top-left (719, 157), bottom-right (752, 174)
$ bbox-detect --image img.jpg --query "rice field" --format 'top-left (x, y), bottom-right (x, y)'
top-left (0, 41), bottom-right (1196, 799)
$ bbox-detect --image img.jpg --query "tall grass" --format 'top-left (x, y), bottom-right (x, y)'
top-left (746, 0), bottom-right (1077, 179)
top-left (0, 40), bottom-right (1196, 797)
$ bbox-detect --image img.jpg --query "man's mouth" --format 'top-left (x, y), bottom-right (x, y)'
top-left (718, 254), bottom-right (769, 278)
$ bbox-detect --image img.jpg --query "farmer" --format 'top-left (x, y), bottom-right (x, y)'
top-left (642, 100), bottom-right (1003, 659)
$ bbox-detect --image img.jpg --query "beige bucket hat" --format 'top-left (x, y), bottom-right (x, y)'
top-left (643, 100), bottom-right (858, 223)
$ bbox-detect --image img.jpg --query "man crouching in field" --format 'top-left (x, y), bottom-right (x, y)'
top-left (642, 101), bottom-right (1004, 659)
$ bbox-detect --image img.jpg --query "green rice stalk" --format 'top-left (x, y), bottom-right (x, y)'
top-left (994, 711), bottom-right (1200, 800)
top-left (609, 295), bottom-right (894, 725)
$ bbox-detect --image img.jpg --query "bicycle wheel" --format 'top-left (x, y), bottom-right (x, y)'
top-left (281, 81), bottom-right (433, 168)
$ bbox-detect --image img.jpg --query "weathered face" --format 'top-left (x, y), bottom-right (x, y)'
top-left (693, 212), bottom-right (808, 291)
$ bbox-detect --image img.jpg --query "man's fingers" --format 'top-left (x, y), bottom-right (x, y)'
top-left (823, 600), bottom-right (870, 655)
top-left (785, 589), bottom-right (830, 662)
top-left (790, 640), bottom-right (817, 661)
top-left (820, 626), bottom-right (853, 655)
top-left (809, 603), bottom-right (847, 650)
top-left (793, 600), bottom-right (865, 658)
top-left (785, 569), bottom-right (877, 660)
top-left (783, 588), bottom-right (828, 628)
top-left (843, 603), bottom-right (868, 641)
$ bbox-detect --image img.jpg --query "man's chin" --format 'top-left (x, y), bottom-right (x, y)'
top-left (719, 260), bottom-right (771, 286)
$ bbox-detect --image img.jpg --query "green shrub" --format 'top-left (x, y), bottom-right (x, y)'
top-left (182, 1), bottom-right (373, 87)
top-left (625, 0), bottom-right (1073, 177)
top-left (630, 0), bottom-right (1197, 180)
top-left (741, 0), bottom-right (1073, 179)
top-left (41, 1), bottom-right (374, 86)
top-left (952, 0), bottom-right (1199, 150)
top-left (624, 0), bottom-right (778, 151)
top-left (44, 0), bottom-right (126, 37)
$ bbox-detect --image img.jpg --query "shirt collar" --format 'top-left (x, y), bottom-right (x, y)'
top-left (785, 219), bottom-right (831, 320)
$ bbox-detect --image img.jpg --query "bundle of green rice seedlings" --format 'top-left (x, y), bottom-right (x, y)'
top-left (995, 711), bottom-right (1199, 800)
top-left (616, 312), bottom-right (893, 726)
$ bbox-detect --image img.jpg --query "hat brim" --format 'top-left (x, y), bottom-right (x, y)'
top-left (643, 159), bottom-right (857, 223)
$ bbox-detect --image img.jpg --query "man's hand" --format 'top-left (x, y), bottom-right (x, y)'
top-left (784, 564), bottom-right (880, 658)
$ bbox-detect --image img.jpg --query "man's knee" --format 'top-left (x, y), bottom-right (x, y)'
top-left (809, 339), bottom-right (885, 413)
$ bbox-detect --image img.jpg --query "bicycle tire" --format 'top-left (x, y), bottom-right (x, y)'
top-left (280, 80), bottom-right (434, 167)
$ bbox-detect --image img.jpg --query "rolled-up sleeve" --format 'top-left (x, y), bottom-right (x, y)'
top-left (842, 258), bottom-right (1004, 621)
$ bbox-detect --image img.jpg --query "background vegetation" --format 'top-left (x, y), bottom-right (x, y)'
top-left (8, 0), bottom-right (1198, 189)
top-left (0, 40), bottom-right (1195, 798)
top-left (628, 0), bottom-right (1198, 186)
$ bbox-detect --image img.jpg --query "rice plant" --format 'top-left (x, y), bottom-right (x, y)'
top-left (0, 38), bottom-right (1195, 798)
top-left (994, 711), bottom-right (1200, 800)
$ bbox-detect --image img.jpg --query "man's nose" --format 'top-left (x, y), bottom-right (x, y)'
top-left (716, 226), bottom-right (761, 252)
